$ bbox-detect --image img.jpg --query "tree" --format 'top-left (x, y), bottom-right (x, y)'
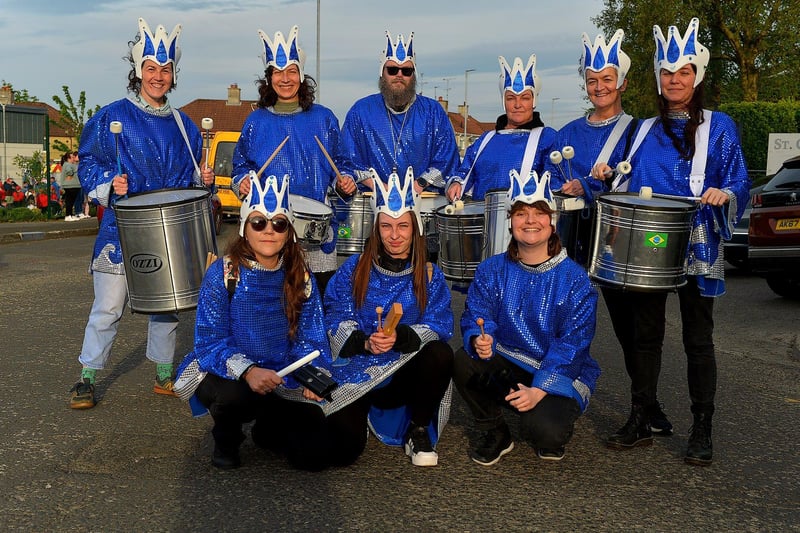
top-left (593, 0), bottom-right (800, 116)
top-left (51, 86), bottom-right (100, 153)
top-left (0, 80), bottom-right (39, 103)
top-left (13, 151), bottom-right (46, 184)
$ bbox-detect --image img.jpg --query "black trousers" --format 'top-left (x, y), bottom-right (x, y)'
top-left (453, 349), bottom-right (581, 450)
top-left (601, 278), bottom-right (716, 412)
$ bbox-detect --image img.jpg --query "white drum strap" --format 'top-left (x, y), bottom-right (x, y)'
top-left (519, 127), bottom-right (543, 180)
top-left (171, 108), bottom-right (203, 186)
top-left (689, 109), bottom-right (713, 197)
top-left (460, 131), bottom-right (495, 195)
top-left (612, 117), bottom-right (656, 191)
top-left (595, 114), bottom-right (633, 169)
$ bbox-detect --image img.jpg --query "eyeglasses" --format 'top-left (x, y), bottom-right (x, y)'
top-left (385, 66), bottom-right (414, 77)
top-left (247, 216), bottom-right (289, 233)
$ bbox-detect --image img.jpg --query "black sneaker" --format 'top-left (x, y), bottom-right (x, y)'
top-left (648, 403), bottom-right (674, 436)
top-left (606, 404), bottom-right (653, 449)
top-left (470, 426), bottom-right (514, 466)
top-left (537, 446), bottom-right (566, 461)
top-left (404, 425), bottom-right (438, 467)
top-left (69, 379), bottom-right (96, 409)
top-left (684, 412), bottom-right (713, 466)
top-left (212, 446), bottom-right (241, 470)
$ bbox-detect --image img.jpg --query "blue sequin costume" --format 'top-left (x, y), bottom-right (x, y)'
top-left (627, 111), bottom-right (750, 295)
top-left (323, 254), bottom-right (454, 444)
top-left (447, 115), bottom-right (557, 201)
top-left (461, 251), bottom-right (600, 411)
top-left (174, 258), bottom-right (333, 413)
top-left (231, 105), bottom-right (347, 272)
top-left (79, 97), bottom-right (203, 275)
top-left (341, 94), bottom-right (459, 189)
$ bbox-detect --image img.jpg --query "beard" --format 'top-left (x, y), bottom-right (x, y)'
top-left (379, 76), bottom-right (417, 111)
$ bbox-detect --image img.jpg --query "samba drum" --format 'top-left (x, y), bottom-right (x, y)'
top-left (435, 202), bottom-right (485, 281)
top-left (554, 192), bottom-right (594, 268)
top-left (330, 191), bottom-right (372, 255)
top-left (115, 188), bottom-right (217, 314)
top-left (419, 192), bottom-right (448, 258)
top-left (588, 193), bottom-right (697, 291)
top-left (483, 188), bottom-right (510, 260)
top-left (289, 194), bottom-right (333, 246)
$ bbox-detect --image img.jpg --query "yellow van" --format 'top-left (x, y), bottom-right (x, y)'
top-left (209, 131), bottom-right (241, 217)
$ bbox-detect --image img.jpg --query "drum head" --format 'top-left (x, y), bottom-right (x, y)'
top-left (599, 192), bottom-right (694, 211)
top-left (435, 202), bottom-right (484, 217)
top-left (116, 188), bottom-right (209, 208)
top-left (289, 194), bottom-right (333, 215)
top-left (554, 192), bottom-right (586, 211)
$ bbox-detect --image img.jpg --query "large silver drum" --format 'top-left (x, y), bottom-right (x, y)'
top-left (419, 192), bottom-right (448, 258)
top-left (554, 192), bottom-right (594, 268)
top-left (115, 188), bottom-right (217, 314)
top-left (588, 193), bottom-right (697, 291)
top-left (331, 191), bottom-right (373, 255)
top-left (435, 202), bottom-right (485, 281)
top-left (483, 188), bottom-right (510, 260)
top-left (289, 194), bottom-right (332, 246)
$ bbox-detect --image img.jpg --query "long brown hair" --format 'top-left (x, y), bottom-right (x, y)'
top-left (257, 66), bottom-right (317, 111)
top-left (507, 200), bottom-right (562, 261)
top-left (351, 213), bottom-right (429, 313)
top-left (225, 225), bottom-right (309, 339)
top-left (657, 68), bottom-right (705, 160)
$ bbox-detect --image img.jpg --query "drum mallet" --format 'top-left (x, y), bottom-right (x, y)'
top-left (562, 145), bottom-right (575, 180)
top-left (376, 306), bottom-right (384, 331)
top-left (549, 150), bottom-right (568, 180)
top-left (382, 303), bottom-right (403, 336)
top-left (276, 350), bottom-right (321, 378)
top-left (110, 121), bottom-right (123, 178)
top-left (476, 317), bottom-right (486, 338)
top-left (601, 161), bottom-right (632, 179)
top-left (256, 135), bottom-right (290, 178)
top-left (201, 117), bottom-right (213, 169)
top-left (444, 199), bottom-right (465, 215)
top-left (639, 186), bottom-right (701, 202)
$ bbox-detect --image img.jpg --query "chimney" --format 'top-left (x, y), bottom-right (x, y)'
top-left (437, 95), bottom-right (448, 112)
top-left (226, 83), bottom-right (241, 106)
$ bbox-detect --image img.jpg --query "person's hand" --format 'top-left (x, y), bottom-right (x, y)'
top-left (505, 384), bottom-right (547, 412)
top-left (366, 330), bottom-right (397, 355)
top-left (472, 333), bottom-right (494, 360)
top-left (413, 181), bottom-right (424, 195)
top-left (201, 165), bottom-right (215, 187)
top-left (303, 388), bottom-right (324, 402)
top-left (591, 162), bottom-right (613, 180)
top-left (112, 174), bottom-right (128, 196)
top-left (336, 174), bottom-right (357, 196)
top-left (243, 366), bottom-right (283, 395)
top-left (238, 173), bottom-right (253, 198)
top-left (446, 182), bottom-right (462, 202)
top-left (560, 179), bottom-right (585, 196)
top-left (700, 187), bottom-right (730, 207)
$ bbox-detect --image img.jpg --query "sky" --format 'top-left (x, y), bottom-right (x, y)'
top-left (1, 0), bottom-right (607, 129)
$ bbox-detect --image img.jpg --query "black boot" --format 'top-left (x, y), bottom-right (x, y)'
top-left (606, 404), bottom-right (653, 449)
top-left (685, 411), bottom-right (713, 466)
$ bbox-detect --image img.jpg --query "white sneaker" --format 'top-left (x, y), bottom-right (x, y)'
top-left (64, 215), bottom-right (75, 221)
top-left (404, 425), bottom-right (438, 467)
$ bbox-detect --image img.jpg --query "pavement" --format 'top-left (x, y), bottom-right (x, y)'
top-left (0, 215), bottom-right (99, 245)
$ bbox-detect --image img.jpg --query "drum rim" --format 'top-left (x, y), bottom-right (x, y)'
top-left (598, 192), bottom-right (696, 210)
top-left (435, 203), bottom-right (485, 216)
top-left (115, 187), bottom-right (210, 208)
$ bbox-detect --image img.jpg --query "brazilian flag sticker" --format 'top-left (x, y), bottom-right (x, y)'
top-left (645, 232), bottom-right (668, 248)
top-left (338, 226), bottom-right (352, 239)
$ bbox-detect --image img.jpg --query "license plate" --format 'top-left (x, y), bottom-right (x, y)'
top-left (775, 218), bottom-right (800, 231)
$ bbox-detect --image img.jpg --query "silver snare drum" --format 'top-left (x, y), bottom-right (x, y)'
top-left (588, 193), bottom-right (697, 291)
top-left (483, 188), bottom-right (509, 260)
top-left (554, 192), bottom-right (593, 268)
top-left (435, 202), bottom-right (485, 281)
top-left (330, 191), bottom-right (372, 255)
top-left (289, 194), bottom-right (333, 246)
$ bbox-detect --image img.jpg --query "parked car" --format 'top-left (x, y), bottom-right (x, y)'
top-left (748, 155), bottom-right (800, 299)
top-left (209, 131), bottom-right (242, 219)
top-left (723, 189), bottom-right (754, 270)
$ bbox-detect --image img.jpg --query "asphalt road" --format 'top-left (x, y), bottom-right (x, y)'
top-left (0, 219), bottom-right (798, 532)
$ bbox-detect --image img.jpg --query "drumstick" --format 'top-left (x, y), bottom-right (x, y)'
top-left (314, 135), bottom-right (342, 179)
top-left (382, 303), bottom-right (403, 336)
top-left (476, 317), bottom-right (486, 338)
top-left (256, 135), bottom-right (290, 178)
top-left (201, 117), bottom-right (213, 169)
top-left (376, 306), bottom-right (383, 331)
top-left (639, 186), bottom-right (701, 202)
top-left (276, 350), bottom-right (321, 378)
top-left (205, 251), bottom-right (217, 271)
top-left (110, 121), bottom-right (123, 177)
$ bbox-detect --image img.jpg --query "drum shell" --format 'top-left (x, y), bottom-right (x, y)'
top-left (115, 188), bottom-right (216, 313)
top-left (290, 194), bottom-right (332, 246)
top-left (554, 193), bottom-right (593, 268)
top-left (331, 192), bottom-right (373, 255)
top-left (483, 189), bottom-right (510, 260)
top-left (419, 193), bottom-right (448, 258)
top-left (588, 193), bottom-right (697, 291)
top-left (435, 202), bottom-right (485, 281)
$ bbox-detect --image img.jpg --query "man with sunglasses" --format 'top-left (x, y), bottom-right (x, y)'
top-left (341, 31), bottom-right (459, 196)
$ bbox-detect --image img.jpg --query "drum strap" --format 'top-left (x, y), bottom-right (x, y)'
top-left (689, 110), bottom-right (713, 197)
top-left (594, 114), bottom-right (633, 169)
top-left (171, 108), bottom-right (203, 187)
top-left (612, 117), bottom-right (657, 191)
top-left (518, 127), bottom-right (543, 181)
top-left (460, 131), bottom-right (496, 195)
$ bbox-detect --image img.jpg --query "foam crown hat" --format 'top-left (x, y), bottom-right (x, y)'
top-left (368, 166), bottom-right (424, 235)
top-left (132, 18), bottom-right (182, 80)
top-left (380, 31), bottom-right (415, 75)
top-left (499, 55), bottom-right (540, 107)
top-left (653, 17), bottom-right (709, 94)
top-left (258, 25), bottom-right (306, 74)
top-left (580, 29), bottom-right (630, 89)
top-left (239, 172), bottom-right (294, 237)
top-left (507, 169), bottom-right (556, 211)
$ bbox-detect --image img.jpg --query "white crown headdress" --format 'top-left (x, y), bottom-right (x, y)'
top-left (380, 31), bottom-right (416, 75)
top-left (239, 173), bottom-right (294, 237)
top-left (580, 29), bottom-right (630, 89)
top-left (258, 25), bottom-right (306, 74)
top-left (368, 166), bottom-right (423, 235)
top-left (499, 55), bottom-right (540, 106)
top-left (653, 17), bottom-right (709, 94)
top-left (507, 169), bottom-right (555, 211)
top-left (132, 18), bottom-right (182, 80)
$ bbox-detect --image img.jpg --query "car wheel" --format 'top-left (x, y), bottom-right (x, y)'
top-left (765, 274), bottom-right (800, 300)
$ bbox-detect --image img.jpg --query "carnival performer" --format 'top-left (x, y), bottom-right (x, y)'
top-left (594, 18), bottom-right (750, 465)
top-left (69, 18), bottom-right (215, 409)
top-left (445, 54), bottom-right (557, 202)
top-left (454, 169), bottom-right (600, 465)
top-left (323, 167), bottom-right (454, 467)
top-left (341, 31), bottom-right (459, 194)
top-left (174, 175), bottom-right (340, 471)
top-left (232, 25), bottom-right (356, 294)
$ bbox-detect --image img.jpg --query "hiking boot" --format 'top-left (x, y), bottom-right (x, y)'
top-left (404, 425), bottom-right (438, 467)
top-left (685, 412), bottom-right (713, 466)
top-left (212, 446), bottom-right (241, 470)
top-left (537, 446), bottom-right (566, 461)
top-left (470, 426), bottom-right (514, 466)
top-left (606, 404), bottom-right (653, 449)
top-left (648, 403), bottom-right (674, 436)
top-left (69, 379), bottom-right (96, 409)
top-left (154, 375), bottom-right (177, 396)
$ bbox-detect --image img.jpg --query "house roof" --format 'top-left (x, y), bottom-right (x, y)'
top-left (180, 98), bottom-right (258, 133)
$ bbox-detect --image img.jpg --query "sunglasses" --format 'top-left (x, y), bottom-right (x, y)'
top-left (385, 66), bottom-right (414, 77)
top-left (247, 216), bottom-right (289, 233)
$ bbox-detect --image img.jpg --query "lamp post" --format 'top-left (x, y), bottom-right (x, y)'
top-left (316, 0), bottom-right (321, 102)
top-left (0, 86), bottom-right (13, 181)
top-left (463, 68), bottom-right (475, 151)
top-left (550, 97), bottom-right (560, 126)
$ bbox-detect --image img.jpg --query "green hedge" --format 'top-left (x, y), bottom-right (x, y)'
top-left (0, 206), bottom-right (48, 222)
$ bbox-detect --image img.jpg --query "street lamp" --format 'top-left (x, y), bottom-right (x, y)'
top-left (550, 97), bottom-right (560, 126)
top-left (463, 69), bottom-right (475, 151)
top-left (0, 86), bottom-right (13, 181)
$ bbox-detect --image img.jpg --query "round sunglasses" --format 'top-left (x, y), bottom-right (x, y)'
top-left (247, 216), bottom-right (290, 233)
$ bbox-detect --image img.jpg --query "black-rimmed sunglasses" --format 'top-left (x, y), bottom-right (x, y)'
top-left (385, 66), bottom-right (414, 77)
top-left (247, 216), bottom-right (289, 233)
